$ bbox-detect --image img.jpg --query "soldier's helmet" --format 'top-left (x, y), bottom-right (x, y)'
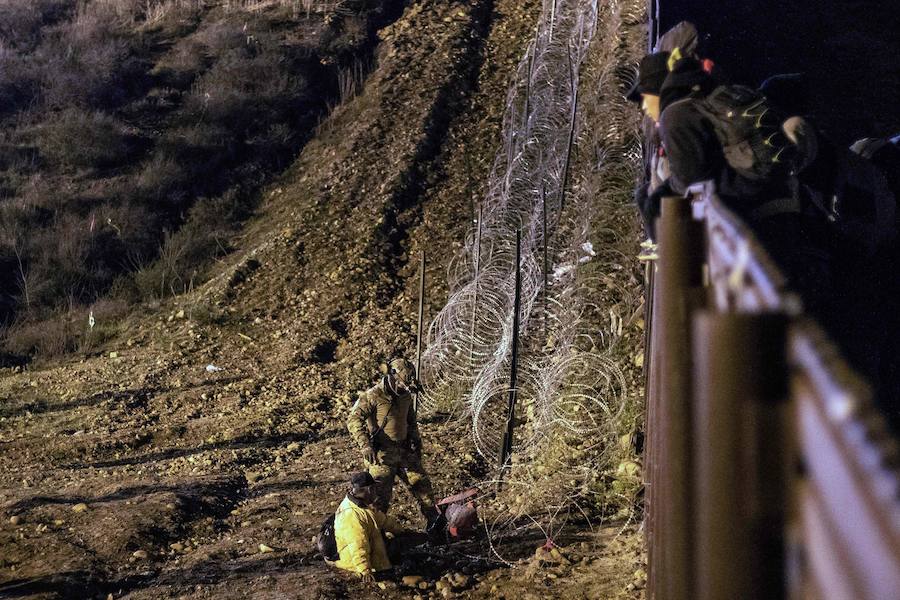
top-left (389, 358), bottom-right (417, 386)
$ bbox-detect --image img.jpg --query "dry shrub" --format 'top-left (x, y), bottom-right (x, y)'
top-left (190, 20), bottom-right (247, 57)
top-left (78, 297), bottom-right (128, 352)
top-left (36, 108), bottom-right (130, 169)
top-left (186, 52), bottom-right (307, 131)
top-left (133, 191), bottom-right (237, 299)
top-left (37, 4), bottom-right (137, 109)
top-left (4, 315), bottom-right (73, 358)
top-left (152, 37), bottom-right (209, 87)
top-left (0, 0), bottom-right (70, 51)
top-left (135, 153), bottom-right (188, 205)
top-left (4, 296), bottom-right (128, 358)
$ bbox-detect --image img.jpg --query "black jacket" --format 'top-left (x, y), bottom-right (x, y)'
top-left (657, 59), bottom-right (793, 220)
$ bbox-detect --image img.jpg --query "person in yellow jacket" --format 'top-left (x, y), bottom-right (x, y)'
top-left (347, 358), bottom-right (438, 524)
top-left (334, 471), bottom-right (405, 582)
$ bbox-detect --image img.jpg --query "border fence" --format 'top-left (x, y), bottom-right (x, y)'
top-left (642, 185), bottom-right (900, 599)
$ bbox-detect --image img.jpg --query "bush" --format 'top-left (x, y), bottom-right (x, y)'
top-left (132, 190), bottom-right (238, 299)
top-left (0, 0), bottom-right (70, 52)
top-left (134, 152), bottom-right (189, 206)
top-left (4, 297), bottom-right (128, 359)
top-left (4, 315), bottom-right (73, 358)
top-left (37, 5), bottom-right (137, 109)
top-left (151, 37), bottom-right (209, 88)
top-left (37, 108), bottom-right (130, 169)
top-left (0, 50), bottom-right (40, 117)
top-left (0, 0), bottom-right (363, 358)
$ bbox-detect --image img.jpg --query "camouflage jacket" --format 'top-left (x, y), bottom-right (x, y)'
top-left (347, 377), bottom-right (421, 450)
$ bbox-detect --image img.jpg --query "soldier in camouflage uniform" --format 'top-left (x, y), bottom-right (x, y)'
top-left (347, 358), bottom-right (438, 523)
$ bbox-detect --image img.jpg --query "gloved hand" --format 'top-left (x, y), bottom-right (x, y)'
top-left (359, 571), bottom-right (376, 584)
top-left (363, 443), bottom-right (378, 465)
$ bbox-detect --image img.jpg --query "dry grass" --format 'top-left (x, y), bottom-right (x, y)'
top-left (0, 0), bottom-right (395, 361)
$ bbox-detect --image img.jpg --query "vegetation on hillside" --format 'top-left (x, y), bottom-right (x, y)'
top-left (0, 0), bottom-right (400, 361)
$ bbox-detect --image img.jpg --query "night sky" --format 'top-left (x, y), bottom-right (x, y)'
top-left (657, 0), bottom-right (900, 146)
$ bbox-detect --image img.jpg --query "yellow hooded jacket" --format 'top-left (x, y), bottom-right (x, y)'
top-left (333, 495), bottom-right (403, 574)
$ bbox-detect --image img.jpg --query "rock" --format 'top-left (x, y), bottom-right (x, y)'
top-left (402, 575), bottom-right (424, 587)
top-left (175, 310), bottom-right (185, 319)
top-left (449, 573), bottom-right (471, 588)
top-left (377, 582), bottom-right (387, 590)
top-left (435, 580), bottom-right (450, 592)
top-left (240, 520), bottom-right (252, 527)
top-left (258, 543), bottom-right (274, 553)
top-left (71, 503), bottom-right (88, 513)
top-left (132, 550), bottom-right (148, 560)
top-left (549, 547), bottom-right (571, 565)
top-left (418, 581), bottom-right (430, 590)
top-left (108, 352), bottom-right (118, 359)
top-left (286, 442), bottom-right (300, 452)
top-left (170, 543), bottom-right (185, 552)
top-left (9, 515), bottom-right (21, 525)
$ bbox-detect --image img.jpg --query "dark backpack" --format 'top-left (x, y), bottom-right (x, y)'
top-left (691, 84), bottom-right (795, 182)
top-left (316, 514), bottom-right (339, 561)
top-left (803, 149), bottom-right (898, 258)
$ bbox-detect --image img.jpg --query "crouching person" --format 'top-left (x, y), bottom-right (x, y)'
top-left (334, 472), bottom-right (404, 582)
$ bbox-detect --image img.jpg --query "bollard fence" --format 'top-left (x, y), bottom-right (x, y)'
top-left (692, 312), bottom-right (791, 600)
top-left (653, 195), bottom-right (705, 600)
top-left (642, 186), bottom-right (900, 600)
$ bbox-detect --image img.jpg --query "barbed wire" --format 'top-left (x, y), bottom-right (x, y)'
top-left (420, 0), bottom-right (646, 558)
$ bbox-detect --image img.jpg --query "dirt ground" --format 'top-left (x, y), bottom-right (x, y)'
top-left (0, 1), bottom-right (647, 598)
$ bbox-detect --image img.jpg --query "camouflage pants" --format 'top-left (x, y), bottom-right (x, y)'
top-left (365, 439), bottom-right (435, 518)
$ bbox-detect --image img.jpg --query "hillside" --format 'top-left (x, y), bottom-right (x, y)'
top-left (0, 1), bottom-right (648, 598)
top-left (0, 0), bottom-right (402, 358)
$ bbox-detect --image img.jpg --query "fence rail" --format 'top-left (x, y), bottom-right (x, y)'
top-left (643, 186), bottom-right (900, 599)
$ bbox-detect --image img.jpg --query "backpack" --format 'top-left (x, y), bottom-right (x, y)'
top-left (802, 149), bottom-right (898, 258)
top-left (316, 514), bottom-right (339, 561)
top-left (691, 84), bottom-right (795, 182)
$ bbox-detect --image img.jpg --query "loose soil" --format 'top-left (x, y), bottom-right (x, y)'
top-left (0, 1), bottom-right (646, 598)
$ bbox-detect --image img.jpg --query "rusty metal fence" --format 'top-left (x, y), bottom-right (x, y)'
top-left (642, 185), bottom-right (900, 600)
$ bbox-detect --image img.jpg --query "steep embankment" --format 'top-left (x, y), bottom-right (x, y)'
top-left (0, 1), bottom-right (646, 598)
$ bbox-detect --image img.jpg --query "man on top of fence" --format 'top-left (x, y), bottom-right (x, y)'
top-left (347, 357), bottom-right (439, 528)
top-left (626, 49), bottom-right (833, 318)
top-left (629, 46), bottom-right (900, 420)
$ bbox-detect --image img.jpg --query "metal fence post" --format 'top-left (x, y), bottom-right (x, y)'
top-left (414, 250), bottom-right (426, 413)
top-left (692, 312), bottom-right (790, 600)
top-left (500, 229), bottom-right (523, 469)
top-left (653, 195), bottom-right (705, 600)
top-left (469, 206), bottom-right (483, 374)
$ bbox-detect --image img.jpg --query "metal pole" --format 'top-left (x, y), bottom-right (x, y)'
top-left (654, 195), bottom-right (705, 600)
top-left (692, 312), bottom-right (790, 600)
top-left (523, 39), bottom-right (535, 135)
top-left (645, 256), bottom-right (661, 599)
top-left (542, 182), bottom-right (549, 343)
top-left (500, 229), bottom-right (522, 469)
top-left (549, 0), bottom-right (557, 43)
top-left (469, 206), bottom-right (483, 374)
top-left (560, 42), bottom-right (578, 212)
top-left (414, 250), bottom-right (426, 413)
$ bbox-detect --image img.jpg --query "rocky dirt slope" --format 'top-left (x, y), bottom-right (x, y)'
top-left (0, 1), bottom-right (646, 598)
